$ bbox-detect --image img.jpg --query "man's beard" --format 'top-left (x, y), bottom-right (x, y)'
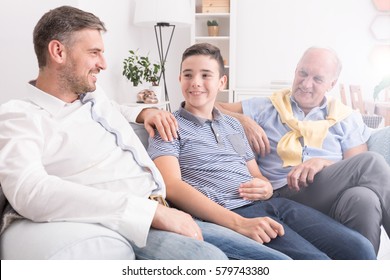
top-left (59, 60), bottom-right (96, 96)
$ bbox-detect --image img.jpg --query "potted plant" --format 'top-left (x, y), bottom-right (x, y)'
top-left (123, 50), bottom-right (144, 87)
top-left (122, 49), bottom-right (162, 102)
top-left (207, 20), bottom-right (219, 36)
top-left (373, 75), bottom-right (390, 101)
top-left (144, 60), bottom-right (163, 102)
top-left (143, 59), bottom-right (161, 86)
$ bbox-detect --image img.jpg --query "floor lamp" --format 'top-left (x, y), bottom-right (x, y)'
top-left (134, 0), bottom-right (192, 111)
top-left (154, 22), bottom-right (175, 112)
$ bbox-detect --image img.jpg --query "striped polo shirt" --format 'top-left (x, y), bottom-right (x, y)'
top-left (147, 103), bottom-right (256, 210)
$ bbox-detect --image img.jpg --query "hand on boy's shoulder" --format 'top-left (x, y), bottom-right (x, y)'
top-left (240, 116), bottom-right (271, 157)
top-left (141, 108), bottom-right (179, 141)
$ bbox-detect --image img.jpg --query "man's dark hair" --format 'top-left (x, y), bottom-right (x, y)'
top-left (33, 5), bottom-right (106, 68)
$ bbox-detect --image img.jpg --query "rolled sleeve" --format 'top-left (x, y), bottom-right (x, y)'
top-left (339, 111), bottom-right (371, 151)
top-left (117, 104), bottom-right (145, 124)
top-left (242, 97), bottom-right (269, 122)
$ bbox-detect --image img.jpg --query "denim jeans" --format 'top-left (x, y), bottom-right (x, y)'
top-left (199, 220), bottom-right (290, 260)
top-left (233, 197), bottom-right (376, 260)
top-left (131, 220), bottom-right (291, 260)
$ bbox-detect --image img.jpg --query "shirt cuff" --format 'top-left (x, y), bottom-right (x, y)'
top-left (116, 196), bottom-right (158, 247)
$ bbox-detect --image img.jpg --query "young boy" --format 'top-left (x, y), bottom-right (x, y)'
top-left (147, 43), bottom-right (375, 259)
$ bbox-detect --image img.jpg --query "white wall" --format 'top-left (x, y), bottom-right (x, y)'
top-left (234, 0), bottom-right (388, 102)
top-left (0, 0), bottom-right (74, 103)
top-left (1, 0), bottom-right (387, 108)
top-left (0, 0), bottom-right (190, 110)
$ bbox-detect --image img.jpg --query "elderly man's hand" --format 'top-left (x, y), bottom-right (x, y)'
top-left (138, 108), bottom-right (178, 141)
top-left (287, 158), bottom-right (333, 191)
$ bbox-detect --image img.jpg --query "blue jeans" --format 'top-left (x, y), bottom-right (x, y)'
top-left (131, 220), bottom-right (290, 260)
top-left (198, 220), bottom-right (290, 260)
top-left (233, 197), bottom-right (376, 260)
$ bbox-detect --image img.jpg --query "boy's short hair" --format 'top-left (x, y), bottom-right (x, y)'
top-left (181, 43), bottom-right (225, 77)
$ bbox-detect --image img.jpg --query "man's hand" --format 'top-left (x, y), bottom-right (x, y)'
top-left (235, 216), bottom-right (284, 244)
top-left (216, 102), bottom-right (270, 157)
top-left (239, 178), bottom-right (273, 201)
top-left (151, 204), bottom-right (203, 240)
top-left (287, 158), bottom-right (333, 191)
top-left (137, 108), bottom-right (178, 141)
top-left (241, 116), bottom-right (270, 157)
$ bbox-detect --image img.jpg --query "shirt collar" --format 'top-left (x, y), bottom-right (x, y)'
top-left (290, 94), bottom-right (329, 115)
top-left (177, 101), bottom-right (223, 125)
top-left (27, 80), bottom-right (82, 117)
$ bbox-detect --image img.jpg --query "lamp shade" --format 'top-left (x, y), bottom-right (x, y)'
top-left (134, 0), bottom-right (192, 27)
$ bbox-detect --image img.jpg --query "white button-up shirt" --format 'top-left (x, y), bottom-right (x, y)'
top-left (0, 82), bottom-right (165, 247)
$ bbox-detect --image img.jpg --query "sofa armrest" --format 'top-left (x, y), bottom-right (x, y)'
top-left (367, 126), bottom-right (390, 166)
top-left (362, 114), bottom-right (384, 129)
top-left (130, 122), bottom-right (149, 149)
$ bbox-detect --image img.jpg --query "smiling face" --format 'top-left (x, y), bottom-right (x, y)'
top-left (291, 48), bottom-right (340, 114)
top-left (59, 29), bottom-right (107, 97)
top-left (180, 54), bottom-right (226, 119)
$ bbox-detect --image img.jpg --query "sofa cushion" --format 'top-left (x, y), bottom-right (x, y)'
top-left (1, 219), bottom-right (135, 260)
top-left (367, 126), bottom-right (390, 165)
top-left (130, 122), bottom-right (149, 149)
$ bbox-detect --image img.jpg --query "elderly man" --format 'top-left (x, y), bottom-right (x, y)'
top-left (218, 47), bottom-right (390, 254)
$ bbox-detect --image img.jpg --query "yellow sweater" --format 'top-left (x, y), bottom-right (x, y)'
top-left (269, 89), bottom-right (352, 167)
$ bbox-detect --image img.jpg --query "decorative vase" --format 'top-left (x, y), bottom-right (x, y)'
top-left (133, 85), bottom-right (145, 103)
top-left (150, 86), bottom-right (164, 103)
top-left (208, 26), bottom-right (219, 36)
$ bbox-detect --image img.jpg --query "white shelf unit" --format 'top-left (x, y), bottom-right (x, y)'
top-left (234, 81), bottom-right (293, 102)
top-left (191, 0), bottom-right (236, 102)
top-left (123, 101), bottom-right (170, 110)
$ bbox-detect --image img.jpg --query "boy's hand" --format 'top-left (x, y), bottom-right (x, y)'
top-left (235, 216), bottom-right (284, 244)
top-left (239, 178), bottom-right (273, 201)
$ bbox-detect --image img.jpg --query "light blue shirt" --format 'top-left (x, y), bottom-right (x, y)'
top-left (242, 93), bottom-right (371, 189)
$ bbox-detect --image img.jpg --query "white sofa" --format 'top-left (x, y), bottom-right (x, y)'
top-left (1, 123), bottom-right (389, 259)
top-left (367, 127), bottom-right (390, 259)
top-left (1, 220), bottom-right (135, 259)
